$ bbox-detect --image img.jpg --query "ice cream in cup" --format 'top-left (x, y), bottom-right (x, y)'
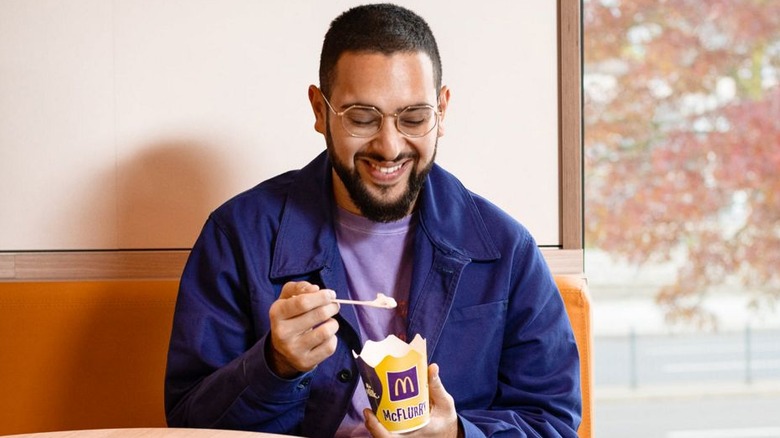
top-left (354, 334), bottom-right (429, 433)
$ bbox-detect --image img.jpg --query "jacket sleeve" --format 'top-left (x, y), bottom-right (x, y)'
top-left (459, 238), bottom-right (582, 437)
top-left (164, 217), bottom-right (312, 433)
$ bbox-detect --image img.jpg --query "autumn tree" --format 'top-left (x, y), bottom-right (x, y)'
top-left (583, 0), bottom-right (780, 326)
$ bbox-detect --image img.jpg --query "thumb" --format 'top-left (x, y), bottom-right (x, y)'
top-left (427, 363), bottom-right (451, 407)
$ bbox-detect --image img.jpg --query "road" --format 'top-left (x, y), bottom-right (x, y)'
top-left (592, 328), bottom-right (780, 437)
top-left (594, 329), bottom-right (780, 387)
top-left (585, 256), bottom-right (780, 436)
top-left (596, 392), bottom-right (780, 438)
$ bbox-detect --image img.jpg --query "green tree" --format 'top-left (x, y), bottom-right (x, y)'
top-left (584, 0), bottom-right (780, 326)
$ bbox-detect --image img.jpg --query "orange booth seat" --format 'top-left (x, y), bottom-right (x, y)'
top-left (556, 275), bottom-right (593, 438)
top-left (0, 276), bottom-right (591, 437)
top-left (0, 280), bottom-right (177, 435)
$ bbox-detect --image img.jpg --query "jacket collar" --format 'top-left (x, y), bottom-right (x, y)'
top-left (417, 164), bottom-right (501, 262)
top-left (270, 152), bottom-right (499, 279)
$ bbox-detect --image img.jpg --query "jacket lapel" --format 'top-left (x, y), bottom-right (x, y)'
top-left (268, 151), bottom-right (362, 348)
top-left (406, 165), bottom-right (501, 357)
top-left (406, 248), bottom-right (470, 358)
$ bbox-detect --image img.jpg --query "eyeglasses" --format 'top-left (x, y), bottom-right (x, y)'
top-left (319, 89), bottom-right (440, 138)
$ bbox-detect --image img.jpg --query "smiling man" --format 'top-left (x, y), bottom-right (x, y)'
top-left (165, 4), bottom-right (581, 437)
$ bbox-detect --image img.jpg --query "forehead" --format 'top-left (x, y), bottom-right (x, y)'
top-left (330, 51), bottom-right (438, 107)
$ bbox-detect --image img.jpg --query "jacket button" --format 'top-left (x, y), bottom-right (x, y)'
top-left (297, 377), bottom-right (312, 390)
top-left (337, 369), bottom-right (352, 382)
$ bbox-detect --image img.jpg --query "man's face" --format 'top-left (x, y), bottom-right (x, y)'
top-left (310, 51), bottom-right (450, 222)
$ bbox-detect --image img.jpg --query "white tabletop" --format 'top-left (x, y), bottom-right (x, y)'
top-left (3, 428), bottom-right (299, 438)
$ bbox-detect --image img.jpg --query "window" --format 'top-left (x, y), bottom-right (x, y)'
top-left (584, 1), bottom-right (780, 436)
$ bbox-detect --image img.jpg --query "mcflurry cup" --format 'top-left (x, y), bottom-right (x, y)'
top-left (354, 334), bottom-right (429, 433)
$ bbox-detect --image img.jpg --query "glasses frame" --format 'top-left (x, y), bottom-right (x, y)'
top-left (318, 89), bottom-right (440, 138)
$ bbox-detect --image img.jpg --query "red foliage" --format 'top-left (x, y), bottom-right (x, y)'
top-left (584, 0), bottom-right (780, 326)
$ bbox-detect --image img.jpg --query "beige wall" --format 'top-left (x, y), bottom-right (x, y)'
top-left (0, 1), bottom-right (560, 252)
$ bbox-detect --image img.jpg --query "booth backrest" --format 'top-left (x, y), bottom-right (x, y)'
top-left (0, 276), bottom-right (591, 436)
top-left (0, 280), bottom-right (178, 435)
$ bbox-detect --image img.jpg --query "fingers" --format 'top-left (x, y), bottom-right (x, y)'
top-left (273, 281), bottom-right (339, 319)
top-left (427, 363), bottom-right (447, 404)
top-left (426, 363), bottom-right (459, 437)
top-left (272, 295), bottom-right (339, 335)
top-left (428, 363), bottom-right (456, 416)
top-left (277, 281), bottom-right (325, 304)
top-left (363, 408), bottom-right (392, 438)
top-left (268, 281), bottom-right (341, 377)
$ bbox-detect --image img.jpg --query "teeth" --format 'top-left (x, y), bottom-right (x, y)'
top-left (372, 163), bottom-right (402, 174)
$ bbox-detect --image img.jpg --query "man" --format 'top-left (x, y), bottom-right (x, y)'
top-left (165, 4), bottom-right (581, 437)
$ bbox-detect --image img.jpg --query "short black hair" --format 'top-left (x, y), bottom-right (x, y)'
top-left (319, 3), bottom-right (443, 98)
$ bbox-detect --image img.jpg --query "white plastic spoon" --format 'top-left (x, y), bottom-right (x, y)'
top-left (332, 293), bottom-right (397, 309)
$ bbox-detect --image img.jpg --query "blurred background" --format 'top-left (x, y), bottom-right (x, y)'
top-left (583, 1), bottom-right (780, 436)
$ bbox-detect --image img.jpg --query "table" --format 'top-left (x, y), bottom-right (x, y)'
top-left (3, 428), bottom-right (299, 438)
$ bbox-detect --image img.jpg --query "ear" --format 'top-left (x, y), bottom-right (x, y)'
top-left (436, 85), bottom-right (451, 138)
top-left (308, 85), bottom-right (328, 135)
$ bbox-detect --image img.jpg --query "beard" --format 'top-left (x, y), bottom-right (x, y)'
top-left (326, 125), bottom-right (436, 223)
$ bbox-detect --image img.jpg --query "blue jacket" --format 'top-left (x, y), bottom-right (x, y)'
top-left (165, 151), bottom-right (581, 437)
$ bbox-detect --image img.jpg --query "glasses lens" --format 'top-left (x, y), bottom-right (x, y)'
top-left (398, 107), bottom-right (437, 137)
top-left (338, 105), bottom-right (438, 138)
top-left (342, 107), bottom-right (382, 137)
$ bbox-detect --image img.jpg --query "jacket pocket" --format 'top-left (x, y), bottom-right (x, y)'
top-left (436, 300), bottom-right (508, 407)
top-left (447, 300), bottom-right (508, 322)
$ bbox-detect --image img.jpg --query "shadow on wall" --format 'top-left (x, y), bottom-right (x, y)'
top-left (115, 139), bottom-right (234, 249)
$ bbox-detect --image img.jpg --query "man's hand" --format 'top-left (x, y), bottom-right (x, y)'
top-left (267, 281), bottom-right (340, 378)
top-left (364, 363), bottom-right (462, 438)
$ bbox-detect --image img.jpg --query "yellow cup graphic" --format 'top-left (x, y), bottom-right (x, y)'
top-left (354, 334), bottom-right (429, 433)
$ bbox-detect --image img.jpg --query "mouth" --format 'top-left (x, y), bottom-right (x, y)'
top-left (361, 159), bottom-right (411, 184)
top-left (371, 161), bottom-right (403, 174)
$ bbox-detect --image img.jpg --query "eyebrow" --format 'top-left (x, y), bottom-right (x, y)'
top-left (339, 101), bottom-right (436, 113)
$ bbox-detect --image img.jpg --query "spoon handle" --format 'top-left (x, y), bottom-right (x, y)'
top-left (332, 298), bottom-right (378, 307)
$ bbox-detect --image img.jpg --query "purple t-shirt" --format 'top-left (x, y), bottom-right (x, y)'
top-left (334, 207), bottom-right (416, 436)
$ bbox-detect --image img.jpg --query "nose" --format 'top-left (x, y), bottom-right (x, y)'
top-left (371, 115), bottom-right (406, 160)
